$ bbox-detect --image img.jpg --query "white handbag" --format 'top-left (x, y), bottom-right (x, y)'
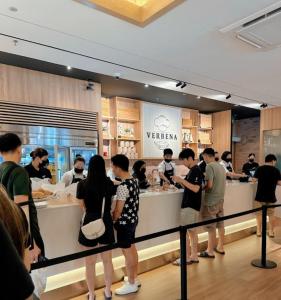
top-left (81, 197), bottom-right (106, 240)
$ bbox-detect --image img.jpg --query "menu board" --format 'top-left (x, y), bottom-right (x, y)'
top-left (142, 102), bottom-right (181, 158)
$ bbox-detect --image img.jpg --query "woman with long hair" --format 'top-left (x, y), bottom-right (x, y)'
top-left (0, 185), bottom-right (34, 299)
top-left (77, 155), bottom-right (115, 300)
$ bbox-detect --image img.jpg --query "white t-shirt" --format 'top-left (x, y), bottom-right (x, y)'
top-left (61, 169), bottom-right (86, 187)
top-left (220, 161), bottom-right (234, 173)
top-left (158, 160), bottom-right (176, 174)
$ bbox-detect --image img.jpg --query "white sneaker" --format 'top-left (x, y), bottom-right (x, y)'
top-left (123, 276), bottom-right (141, 287)
top-left (115, 282), bottom-right (139, 295)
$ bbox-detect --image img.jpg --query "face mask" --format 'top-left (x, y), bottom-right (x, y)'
top-left (215, 157), bottom-right (219, 162)
top-left (41, 160), bottom-right (49, 167)
top-left (225, 158), bottom-right (232, 163)
top-left (165, 159), bottom-right (172, 163)
top-left (74, 168), bottom-right (84, 174)
top-left (249, 158), bottom-right (254, 163)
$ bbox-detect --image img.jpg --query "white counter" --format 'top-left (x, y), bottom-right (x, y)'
top-left (37, 182), bottom-right (281, 291)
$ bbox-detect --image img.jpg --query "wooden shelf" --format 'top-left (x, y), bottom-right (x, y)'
top-left (117, 118), bottom-right (140, 123)
top-left (199, 142), bottom-right (213, 145)
top-left (182, 142), bottom-right (198, 144)
top-left (199, 127), bottom-right (213, 131)
top-left (117, 137), bottom-right (141, 141)
top-left (102, 116), bottom-right (114, 120)
top-left (102, 137), bottom-right (114, 140)
top-left (182, 125), bottom-right (198, 129)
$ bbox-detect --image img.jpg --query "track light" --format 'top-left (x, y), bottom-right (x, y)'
top-left (144, 84), bottom-right (149, 88)
top-left (260, 103), bottom-right (268, 109)
top-left (197, 96), bottom-right (201, 99)
top-left (86, 79), bottom-right (94, 91)
top-left (181, 82), bottom-right (187, 89)
top-left (176, 81), bottom-right (182, 87)
top-left (67, 65), bottom-right (72, 70)
top-left (226, 94), bottom-right (231, 100)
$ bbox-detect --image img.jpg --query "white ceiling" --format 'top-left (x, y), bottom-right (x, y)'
top-left (0, 0), bottom-right (280, 108)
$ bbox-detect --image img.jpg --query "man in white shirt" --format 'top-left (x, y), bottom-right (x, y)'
top-left (158, 148), bottom-right (176, 186)
top-left (61, 156), bottom-right (86, 187)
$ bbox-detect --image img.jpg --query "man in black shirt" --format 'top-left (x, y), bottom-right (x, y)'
top-left (253, 154), bottom-right (281, 237)
top-left (172, 148), bottom-right (203, 265)
top-left (242, 153), bottom-right (259, 177)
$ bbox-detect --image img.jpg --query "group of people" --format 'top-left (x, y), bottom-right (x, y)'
top-left (1, 131), bottom-right (281, 300)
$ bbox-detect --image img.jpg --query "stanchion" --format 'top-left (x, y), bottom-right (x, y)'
top-left (251, 205), bottom-right (277, 269)
top-left (180, 227), bottom-right (188, 300)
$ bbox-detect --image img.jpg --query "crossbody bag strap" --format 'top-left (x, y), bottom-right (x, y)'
top-left (101, 197), bottom-right (105, 218)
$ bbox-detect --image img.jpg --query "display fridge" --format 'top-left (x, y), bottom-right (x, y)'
top-left (0, 124), bottom-right (98, 182)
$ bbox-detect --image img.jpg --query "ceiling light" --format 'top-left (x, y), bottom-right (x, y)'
top-left (226, 94), bottom-right (231, 99)
top-left (9, 6), bottom-right (18, 12)
top-left (181, 82), bottom-right (187, 89)
top-left (67, 66), bottom-right (72, 70)
top-left (144, 84), bottom-right (149, 88)
top-left (260, 103), bottom-right (268, 109)
top-left (176, 81), bottom-right (182, 87)
top-left (197, 96), bottom-right (201, 99)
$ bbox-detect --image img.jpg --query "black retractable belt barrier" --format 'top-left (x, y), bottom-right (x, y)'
top-left (251, 204), bottom-right (281, 269)
top-left (30, 205), bottom-right (281, 300)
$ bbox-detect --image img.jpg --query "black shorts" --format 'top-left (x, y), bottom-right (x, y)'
top-left (78, 213), bottom-right (115, 248)
top-left (114, 223), bottom-right (137, 249)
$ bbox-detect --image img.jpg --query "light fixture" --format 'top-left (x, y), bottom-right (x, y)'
top-left (197, 96), bottom-right (201, 99)
top-left (260, 103), bottom-right (268, 109)
top-left (176, 81), bottom-right (182, 87)
top-left (67, 66), bottom-right (72, 70)
top-left (86, 79), bottom-right (94, 91)
top-left (181, 82), bottom-right (187, 89)
top-left (144, 84), bottom-right (149, 88)
top-left (9, 6), bottom-right (18, 12)
top-left (226, 94), bottom-right (231, 100)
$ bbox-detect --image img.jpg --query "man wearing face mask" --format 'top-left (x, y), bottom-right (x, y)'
top-left (242, 153), bottom-right (259, 177)
top-left (220, 151), bottom-right (246, 180)
top-left (158, 148), bottom-right (176, 186)
top-left (61, 156), bottom-right (86, 187)
top-left (132, 160), bottom-right (150, 190)
top-left (214, 151), bottom-right (220, 162)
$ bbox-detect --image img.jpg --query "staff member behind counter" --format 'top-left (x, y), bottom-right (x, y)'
top-left (242, 153), bottom-right (259, 177)
top-left (25, 148), bottom-right (52, 181)
top-left (61, 156), bottom-right (86, 187)
top-left (220, 151), bottom-right (246, 180)
top-left (158, 148), bottom-right (176, 186)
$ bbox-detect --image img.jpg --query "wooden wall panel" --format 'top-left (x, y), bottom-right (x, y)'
top-left (260, 107), bottom-right (281, 162)
top-left (212, 110), bottom-right (232, 157)
top-left (0, 64), bottom-right (101, 112)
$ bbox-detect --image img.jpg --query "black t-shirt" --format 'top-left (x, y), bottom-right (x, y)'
top-left (254, 165), bottom-right (281, 203)
top-left (0, 221), bottom-right (34, 300)
top-left (25, 163), bottom-right (51, 179)
top-left (181, 165), bottom-right (203, 211)
top-left (77, 177), bottom-right (115, 216)
top-left (198, 161), bottom-right (206, 174)
top-left (242, 162), bottom-right (259, 176)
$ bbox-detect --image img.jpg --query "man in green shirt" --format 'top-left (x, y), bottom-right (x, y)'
top-left (199, 148), bottom-right (226, 259)
top-left (0, 133), bottom-right (44, 261)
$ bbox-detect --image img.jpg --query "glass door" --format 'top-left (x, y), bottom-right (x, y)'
top-left (55, 146), bottom-right (70, 182)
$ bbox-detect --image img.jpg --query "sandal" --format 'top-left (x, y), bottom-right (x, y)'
top-left (214, 248), bottom-right (225, 255)
top-left (172, 258), bottom-right (194, 266)
top-left (199, 251), bottom-right (215, 258)
top-left (268, 232), bottom-right (275, 238)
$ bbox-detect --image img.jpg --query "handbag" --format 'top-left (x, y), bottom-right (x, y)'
top-left (81, 197), bottom-right (106, 240)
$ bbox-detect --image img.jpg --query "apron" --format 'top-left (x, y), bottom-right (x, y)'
top-left (71, 174), bottom-right (86, 184)
top-left (226, 164), bottom-right (233, 180)
top-left (160, 162), bottom-right (174, 186)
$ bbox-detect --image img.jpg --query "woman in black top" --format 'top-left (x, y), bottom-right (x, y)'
top-left (132, 160), bottom-right (150, 189)
top-left (25, 148), bottom-right (52, 181)
top-left (77, 155), bottom-right (115, 300)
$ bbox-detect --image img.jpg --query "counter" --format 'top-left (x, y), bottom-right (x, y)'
top-left (38, 182), bottom-right (281, 291)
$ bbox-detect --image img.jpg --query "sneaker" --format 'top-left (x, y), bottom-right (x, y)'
top-left (115, 282), bottom-right (139, 295)
top-left (123, 276), bottom-right (141, 287)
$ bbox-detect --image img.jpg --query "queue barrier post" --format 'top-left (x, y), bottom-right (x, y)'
top-left (251, 205), bottom-right (277, 269)
top-left (180, 226), bottom-right (188, 300)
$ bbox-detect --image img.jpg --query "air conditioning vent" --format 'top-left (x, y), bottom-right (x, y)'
top-left (220, 3), bottom-right (281, 50)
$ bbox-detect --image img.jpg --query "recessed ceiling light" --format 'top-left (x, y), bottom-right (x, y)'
top-left (144, 84), bottom-right (149, 88)
top-left (197, 96), bottom-right (201, 99)
top-left (67, 66), bottom-right (72, 70)
top-left (9, 6), bottom-right (18, 12)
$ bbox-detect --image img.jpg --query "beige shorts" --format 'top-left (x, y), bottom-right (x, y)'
top-left (201, 201), bottom-right (224, 230)
top-left (180, 207), bottom-right (199, 229)
top-left (254, 201), bottom-right (275, 217)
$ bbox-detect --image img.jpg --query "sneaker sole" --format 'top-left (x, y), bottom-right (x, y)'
top-left (115, 290), bottom-right (139, 296)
